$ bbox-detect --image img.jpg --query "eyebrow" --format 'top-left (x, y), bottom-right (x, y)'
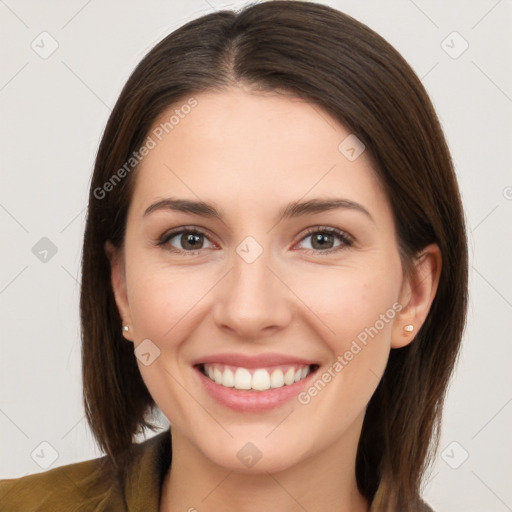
top-left (143, 197), bottom-right (374, 223)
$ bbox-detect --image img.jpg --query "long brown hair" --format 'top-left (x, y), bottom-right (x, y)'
top-left (80, 1), bottom-right (468, 509)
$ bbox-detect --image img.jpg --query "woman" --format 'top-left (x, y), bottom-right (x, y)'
top-left (0, 1), bottom-right (467, 511)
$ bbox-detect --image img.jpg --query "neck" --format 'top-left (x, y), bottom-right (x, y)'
top-left (160, 415), bottom-right (369, 512)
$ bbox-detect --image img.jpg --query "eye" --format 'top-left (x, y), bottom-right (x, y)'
top-left (295, 227), bottom-right (353, 254)
top-left (157, 227), bottom-right (215, 255)
top-left (156, 226), bottom-right (353, 256)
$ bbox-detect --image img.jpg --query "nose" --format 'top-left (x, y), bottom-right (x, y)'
top-left (212, 242), bottom-right (292, 341)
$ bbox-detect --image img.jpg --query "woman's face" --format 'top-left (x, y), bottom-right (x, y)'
top-left (109, 87), bottom-right (412, 473)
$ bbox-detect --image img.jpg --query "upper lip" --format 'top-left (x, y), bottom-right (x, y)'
top-left (191, 352), bottom-right (318, 369)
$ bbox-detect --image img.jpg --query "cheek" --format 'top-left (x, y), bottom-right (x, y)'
top-left (124, 260), bottom-right (208, 418)
top-left (290, 263), bottom-right (401, 344)
top-left (291, 277), bottom-right (400, 442)
top-left (289, 261), bottom-right (402, 403)
top-left (125, 256), bottom-right (209, 341)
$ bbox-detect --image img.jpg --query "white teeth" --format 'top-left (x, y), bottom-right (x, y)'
top-left (252, 369), bottom-right (271, 391)
top-left (214, 367), bottom-right (223, 385)
top-left (203, 363), bottom-right (312, 391)
top-left (270, 369), bottom-right (284, 388)
top-left (284, 368), bottom-right (295, 385)
top-left (222, 368), bottom-right (235, 387)
top-left (234, 368), bottom-right (252, 390)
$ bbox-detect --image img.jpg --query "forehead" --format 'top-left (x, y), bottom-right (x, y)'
top-left (129, 87), bottom-right (390, 222)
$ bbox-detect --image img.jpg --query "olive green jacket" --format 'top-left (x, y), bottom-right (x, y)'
top-left (1, 428), bottom-right (435, 511)
top-left (0, 429), bottom-right (172, 511)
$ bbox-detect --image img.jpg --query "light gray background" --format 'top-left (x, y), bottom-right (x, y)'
top-left (0, 1), bottom-right (511, 511)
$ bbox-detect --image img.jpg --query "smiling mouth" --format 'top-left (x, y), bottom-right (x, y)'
top-left (197, 363), bottom-right (320, 391)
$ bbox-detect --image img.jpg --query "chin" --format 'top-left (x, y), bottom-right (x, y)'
top-left (203, 442), bottom-right (308, 475)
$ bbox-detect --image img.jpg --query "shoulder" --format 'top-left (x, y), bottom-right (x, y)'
top-left (0, 455), bottom-right (121, 512)
top-left (419, 499), bottom-right (435, 511)
top-left (0, 429), bottom-right (171, 512)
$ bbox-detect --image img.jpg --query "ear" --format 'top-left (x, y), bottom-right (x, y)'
top-left (105, 240), bottom-right (133, 342)
top-left (391, 243), bottom-right (442, 348)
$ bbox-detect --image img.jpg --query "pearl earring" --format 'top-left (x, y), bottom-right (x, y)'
top-left (123, 325), bottom-right (129, 332)
top-left (403, 324), bottom-right (414, 332)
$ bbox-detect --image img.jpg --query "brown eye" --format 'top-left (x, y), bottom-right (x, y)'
top-left (158, 228), bottom-right (214, 254)
top-left (296, 227), bottom-right (353, 253)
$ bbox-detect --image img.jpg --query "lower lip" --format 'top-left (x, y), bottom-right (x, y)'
top-left (195, 365), bottom-right (318, 412)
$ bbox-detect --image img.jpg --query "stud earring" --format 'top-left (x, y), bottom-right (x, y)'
top-left (403, 324), bottom-right (414, 333)
top-left (123, 325), bottom-right (129, 332)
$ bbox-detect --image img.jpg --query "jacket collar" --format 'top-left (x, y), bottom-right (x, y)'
top-left (122, 428), bottom-right (172, 511)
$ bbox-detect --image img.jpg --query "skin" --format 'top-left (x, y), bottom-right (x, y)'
top-left (106, 86), bottom-right (441, 512)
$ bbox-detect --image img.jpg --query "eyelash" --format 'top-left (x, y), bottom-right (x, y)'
top-left (155, 226), bottom-right (354, 256)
